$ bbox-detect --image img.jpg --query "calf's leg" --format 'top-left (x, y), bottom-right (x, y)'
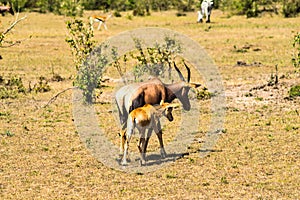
top-left (138, 128), bottom-right (147, 166)
top-left (154, 120), bottom-right (166, 158)
top-left (121, 135), bottom-right (130, 165)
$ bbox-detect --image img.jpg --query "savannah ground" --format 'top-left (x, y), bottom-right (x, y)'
top-left (0, 9), bottom-right (299, 199)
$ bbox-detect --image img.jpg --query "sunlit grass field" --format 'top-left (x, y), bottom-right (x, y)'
top-left (0, 10), bottom-right (299, 199)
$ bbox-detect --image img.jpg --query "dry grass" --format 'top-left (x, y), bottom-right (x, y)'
top-left (0, 10), bottom-right (299, 199)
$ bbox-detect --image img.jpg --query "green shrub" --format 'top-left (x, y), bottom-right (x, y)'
top-left (129, 36), bottom-right (182, 81)
top-left (0, 74), bottom-right (52, 99)
top-left (66, 19), bottom-right (108, 103)
top-left (221, 176), bottom-right (229, 184)
top-left (221, 0), bottom-right (259, 17)
top-left (66, 19), bottom-right (96, 71)
top-left (0, 76), bottom-right (26, 99)
top-left (113, 10), bottom-right (122, 17)
top-left (196, 87), bottom-right (213, 100)
top-left (78, 45), bottom-right (108, 103)
top-left (283, 0), bottom-right (300, 17)
top-left (177, 0), bottom-right (195, 12)
top-left (30, 77), bottom-right (51, 93)
top-left (12, 0), bottom-right (84, 16)
top-left (59, 0), bottom-right (83, 17)
top-left (151, 0), bottom-right (175, 11)
top-left (292, 32), bottom-right (300, 69)
top-left (133, 2), bottom-right (149, 16)
top-left (133, 7), bottom-right (145, 16)
top-left (10, 0), bottom-right (28, 12)
top-left (4, 130), bottom-right (14, 137)
top-left (288, 85), bottom-right (300, 98)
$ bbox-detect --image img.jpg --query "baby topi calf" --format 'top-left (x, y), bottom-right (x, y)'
top-left (121, 101), bottom-right (179, 166)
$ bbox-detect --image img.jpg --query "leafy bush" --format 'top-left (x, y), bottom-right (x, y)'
top-left (81, 0), bottom-right (110, 10)
top-left (66, 19), bottom-right (108, 103)
top-left (113, 10), bottom-right (122, 17)
top-left (221, 0), bottom-right (259, 17)
top-left (129, 36), bottom-right (182, 81)
top-left (220, 0), bottom-right (299, 18)
top-left (133, 1), bottom-right (150, 16)
top-left (288, 85), bottom-right (300, 98)
top-left (0, 75), bottom-right (26, 99)
top-left (59, 0), bottom-right (83, 17)
top-left (0, 74), bottom-right (52, 99)
top-left (151, 0), bottom-right (174, 11)
top-left (283, 0), bottom-right (300, 17)
top-left (66, 19), bottom-right (96, 71)
top-left (6, 0), bottom-right (300, 19)
top-left (111, 47), bottom-right (128, 82)
top-left (3, 130), bottom-right (14, 137)
top-left (196, 87), bottom-right (213, 100)
top-left (177, 0), bottom-right (195, 12)
top-left (9, 0), bottom-right (28, 12)
top-left (133, 6), bottom-right (146, 16)
top-left (29, 77), bottom-right (51, 93)
top-left (34, 0), bottom-right (60, 13)
top-left (7, 0), bottom-right (83, 16)
top-left (78, 45), bottom-right (108, 103)
top-left (292, 32), bottom-right (300, 69)
top-left (110, 35), bottom-right (183, 82)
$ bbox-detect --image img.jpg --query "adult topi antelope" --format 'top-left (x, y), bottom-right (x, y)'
top-left (115, 62), bottom-right (201, 159)
top-left (121, 101), bottom-right (180, 166)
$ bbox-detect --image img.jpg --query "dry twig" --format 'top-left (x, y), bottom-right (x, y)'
top-left (43, 87), bottom-right (78, 108)
top-left (2, 15), bottom-right (27, 36)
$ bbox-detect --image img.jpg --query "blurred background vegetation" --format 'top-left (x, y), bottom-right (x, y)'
top-left (0, 0), bottom-right (299, 17)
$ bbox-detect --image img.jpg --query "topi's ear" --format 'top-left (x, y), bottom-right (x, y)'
top-left (188, 83), bottom-right (201, 88)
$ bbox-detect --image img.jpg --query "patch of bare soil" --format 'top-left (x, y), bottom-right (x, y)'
top-left (225, 74), bottom-right (300, 112)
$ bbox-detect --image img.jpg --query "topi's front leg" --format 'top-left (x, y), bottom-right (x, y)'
top-left (119, 129), bottom-right (126, 155)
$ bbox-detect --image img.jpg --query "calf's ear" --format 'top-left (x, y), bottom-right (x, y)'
top-left (160, 100), bottom-right (164, 106)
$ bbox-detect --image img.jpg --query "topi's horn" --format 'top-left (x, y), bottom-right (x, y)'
top-left (173, 62), bottom-right (185, 82)
top-left (183, 61), bottom-right (191, 83)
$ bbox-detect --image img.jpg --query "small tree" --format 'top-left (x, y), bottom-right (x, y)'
top-left (78, 45), bottom-right (108, 103)
top-left (65, 19), bottom-right (95, 71)
top-left (66, 19), bottom-right (100, 103)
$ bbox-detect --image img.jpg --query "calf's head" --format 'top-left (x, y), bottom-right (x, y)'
top-left (159, 101), bottom-right (180, 122)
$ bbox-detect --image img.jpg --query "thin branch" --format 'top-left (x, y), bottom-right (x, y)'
top-left (43, 86), bottom-right (78, 108)
top-left (1, 35), bottom-right (32, 48)
top-left (2, 15), bottom-right (27, 36)
top-left (1, 40), bottom-right (21, 48)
